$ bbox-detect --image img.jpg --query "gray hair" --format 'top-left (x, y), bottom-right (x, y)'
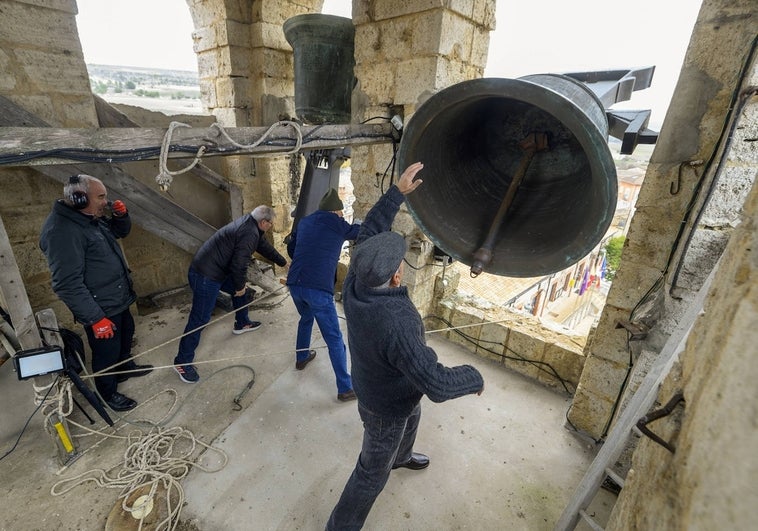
top-left (63, 174), bottom-right (101, 207)
top-left (251, 205), bottom-right (275, 223)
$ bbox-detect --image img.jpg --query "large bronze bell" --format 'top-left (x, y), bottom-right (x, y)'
top-left (397, 75), bottom-right (618, 278)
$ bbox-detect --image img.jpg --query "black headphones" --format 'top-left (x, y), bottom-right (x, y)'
top-left (68, 175), bottom-right (89, 210)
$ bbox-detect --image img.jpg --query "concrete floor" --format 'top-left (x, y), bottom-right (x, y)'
top-left (0, 287), bottom-right (615, 530)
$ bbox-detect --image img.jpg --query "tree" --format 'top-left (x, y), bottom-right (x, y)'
top-left (604, 236), bottom-right (625, 281)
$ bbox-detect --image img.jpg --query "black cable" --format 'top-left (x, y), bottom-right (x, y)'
top-left (0, 375), bottom-right (60, 461)
top-left (0, 131), bottom-right (397, 166)
top-left (598, 35), bottom-right (758, 441)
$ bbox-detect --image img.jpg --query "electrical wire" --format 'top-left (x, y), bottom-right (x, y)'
top-left (423, 314), bottom-right (575, 395)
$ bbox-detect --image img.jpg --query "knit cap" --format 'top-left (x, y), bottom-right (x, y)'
top-left (351, 232), bottom-right (407, 287)
top-left (318, 188), bottom-right (344, 211)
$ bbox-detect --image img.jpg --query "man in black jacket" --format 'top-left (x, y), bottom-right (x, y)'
top-left (326, 162), bottom-right (485, 529)
top-left (40, 174), bottom-right (152, 412)
top-left (173, 205), bottom-right (287, 383)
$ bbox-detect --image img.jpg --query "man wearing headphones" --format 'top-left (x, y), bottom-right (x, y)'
top-left (39, 174), bottom-right (152, 412)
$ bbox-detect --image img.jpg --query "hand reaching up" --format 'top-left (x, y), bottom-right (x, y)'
top-left (397, 162), bottom-right (424, 195)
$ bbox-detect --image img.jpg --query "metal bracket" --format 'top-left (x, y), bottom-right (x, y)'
top-left (636, 390), bottom-right (685, 453)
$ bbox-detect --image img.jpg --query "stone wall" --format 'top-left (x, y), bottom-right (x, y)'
top-left (567, 0), bottom-right (758, 440)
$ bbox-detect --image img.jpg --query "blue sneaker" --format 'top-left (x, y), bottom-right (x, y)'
top-left (174, 364), bottom-right (199, 383)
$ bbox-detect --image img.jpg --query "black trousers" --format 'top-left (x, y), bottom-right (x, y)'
top-left (83, 308), bottom-right (135, 400)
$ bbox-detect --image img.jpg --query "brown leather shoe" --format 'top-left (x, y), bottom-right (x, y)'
top-left (295, 350), bottom-right (317, 370)
top-left (337, 389), bottom-right (357, 402)
top-left (392, 452), bottom-right (430, 470)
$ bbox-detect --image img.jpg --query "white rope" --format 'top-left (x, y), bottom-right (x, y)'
top-left (51, 424), bottom-right (227, 531)
top-left (209, 120), bottom-right (303, 155)
top-left (155, 121), bottom-right (207, 192)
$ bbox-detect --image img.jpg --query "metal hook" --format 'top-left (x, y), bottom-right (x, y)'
top-left (636, 390), bottom-right (685, 453)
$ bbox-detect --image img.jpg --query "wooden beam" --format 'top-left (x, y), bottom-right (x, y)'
top-left (0, 95), bottom-right (217, 253)
top-left (92, 95), bottom-right (244, 218)
top-left (0, 122), bottom-right (396, 167)
top-left (0, 214), bottom-right (41, 350)
top-left (39, 164), bottom-right (217, 252)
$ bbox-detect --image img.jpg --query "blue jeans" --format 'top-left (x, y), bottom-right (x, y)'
top-left (326, 402), bottom-right (421, 530)
top-left (289, 285), bottom-right (352, 393)
top-left (175, 267), bottom-right (250, 365)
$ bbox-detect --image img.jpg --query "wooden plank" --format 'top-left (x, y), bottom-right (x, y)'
top-left (0, 122), bottom-right (396, 167)
top-left (0, 214), bottom-right (41, 350)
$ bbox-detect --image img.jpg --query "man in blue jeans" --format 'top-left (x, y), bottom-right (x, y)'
top-left (326, 162), bottom-right (484, 529)
top-left (174, 205), bottom-right (287, 383)
top-left (286, 188), bottom-right (361, 401)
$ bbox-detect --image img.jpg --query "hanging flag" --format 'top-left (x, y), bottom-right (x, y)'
top-left (600, 255), bottom-right (607, 281)
top-left (579, 268), bottom-right (589, 295)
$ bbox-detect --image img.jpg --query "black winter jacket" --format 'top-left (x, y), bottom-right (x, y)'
top-left (39, 200), bottom-right (135, 326)
top-left (191, 213), bottom-right (287, 292)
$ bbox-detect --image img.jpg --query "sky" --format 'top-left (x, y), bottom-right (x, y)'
top-left (75, 0), bottom-right (702, 128)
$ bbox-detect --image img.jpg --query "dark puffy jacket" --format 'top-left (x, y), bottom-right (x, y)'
top-left (191, 213), bottom-right (287, 293)
top-left (39, 200), bottom-right (135, 326)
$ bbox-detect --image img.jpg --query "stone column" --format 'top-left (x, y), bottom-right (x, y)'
top-left (188, 0), bottom-right (322, 250)
top-left (350, 0), bottom-right (495, 313)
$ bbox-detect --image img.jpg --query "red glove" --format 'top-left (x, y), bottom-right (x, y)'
top-left (111, 200), bottom-right (127, 217)
top-left (92, 317), bottom-right (116, 339)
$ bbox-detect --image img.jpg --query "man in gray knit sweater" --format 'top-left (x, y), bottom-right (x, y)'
top-left (326, 162), bottom-right (485, 530)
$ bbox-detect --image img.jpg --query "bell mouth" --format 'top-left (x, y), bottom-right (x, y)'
top-left (397, 77), bottom-right (617, 277)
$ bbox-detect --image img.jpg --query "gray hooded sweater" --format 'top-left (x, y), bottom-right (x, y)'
top-left (344, 185), bottom-right (484, 417)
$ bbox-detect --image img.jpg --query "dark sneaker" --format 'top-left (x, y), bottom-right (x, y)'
top-left (105, 392), bottom-right (137, 412)
top-left (117, 363), bottom-right (154, 383)
top-left (295, 350), bottom-right (317, 370)
top-left (337, 389), bottom-right (357, 402)
top-left (233, 321), bottom-right (261, 335)
top-left (174, 364), bottom-right (199, 383)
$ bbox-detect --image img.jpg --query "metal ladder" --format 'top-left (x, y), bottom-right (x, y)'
top-left (554, 270), bottom-right (714, 531)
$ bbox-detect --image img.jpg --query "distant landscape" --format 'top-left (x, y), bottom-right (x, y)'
top-left (87, 63), bottom-right (203, 115)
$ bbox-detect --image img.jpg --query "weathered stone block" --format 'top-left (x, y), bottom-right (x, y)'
top-left (395, 57), bottom-right (441, 104)
top-left (354, 63), bottom-right (396, 102)
top-left (215, 76), bottom-right (250, 108)
top-left (220, 19), bottom-right (252, 48)
top-left (540, 342), bottom-right (585, 390)
top-left (197, 51), bottom-right (220, 78)
top-left (1, 1), bottom-right (80, 50)
top-left (701, 164), bottom-right (755, 225)
top-left (576, 354), bottom-right (629, 403)
top-left (16, 49), bottom-right (90, 96)
top-left (504, 327), bottom-right (545, 380)
top-left (622, 205), bottom-right (678, 268)
top-left (674, 229), bottom-right (728, 292)
top-left (192, 26), bottom-right (219, 53)
top-left (251, 21), bottom-right (290, 50)
top-left (257, 48), bottom-right (291, 79)
top-left (469, 26), bottom-right (491, 68)
top-left (472, 0), bottom-right (496, 28)
top-left (586, 306), bottom-right (635, 365)
top-left (605, 261), bottom-right (664, 312)
top-left (476, 321), bottom-right (508, 363)
top-left (370, 0), bottom-right (440, 21)
top-left (567, 385), bottom-right (614, 437)
top-left (445, 306), bottom-right (484, 352)
top-left (58, 96), bottom-right (99, 127)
